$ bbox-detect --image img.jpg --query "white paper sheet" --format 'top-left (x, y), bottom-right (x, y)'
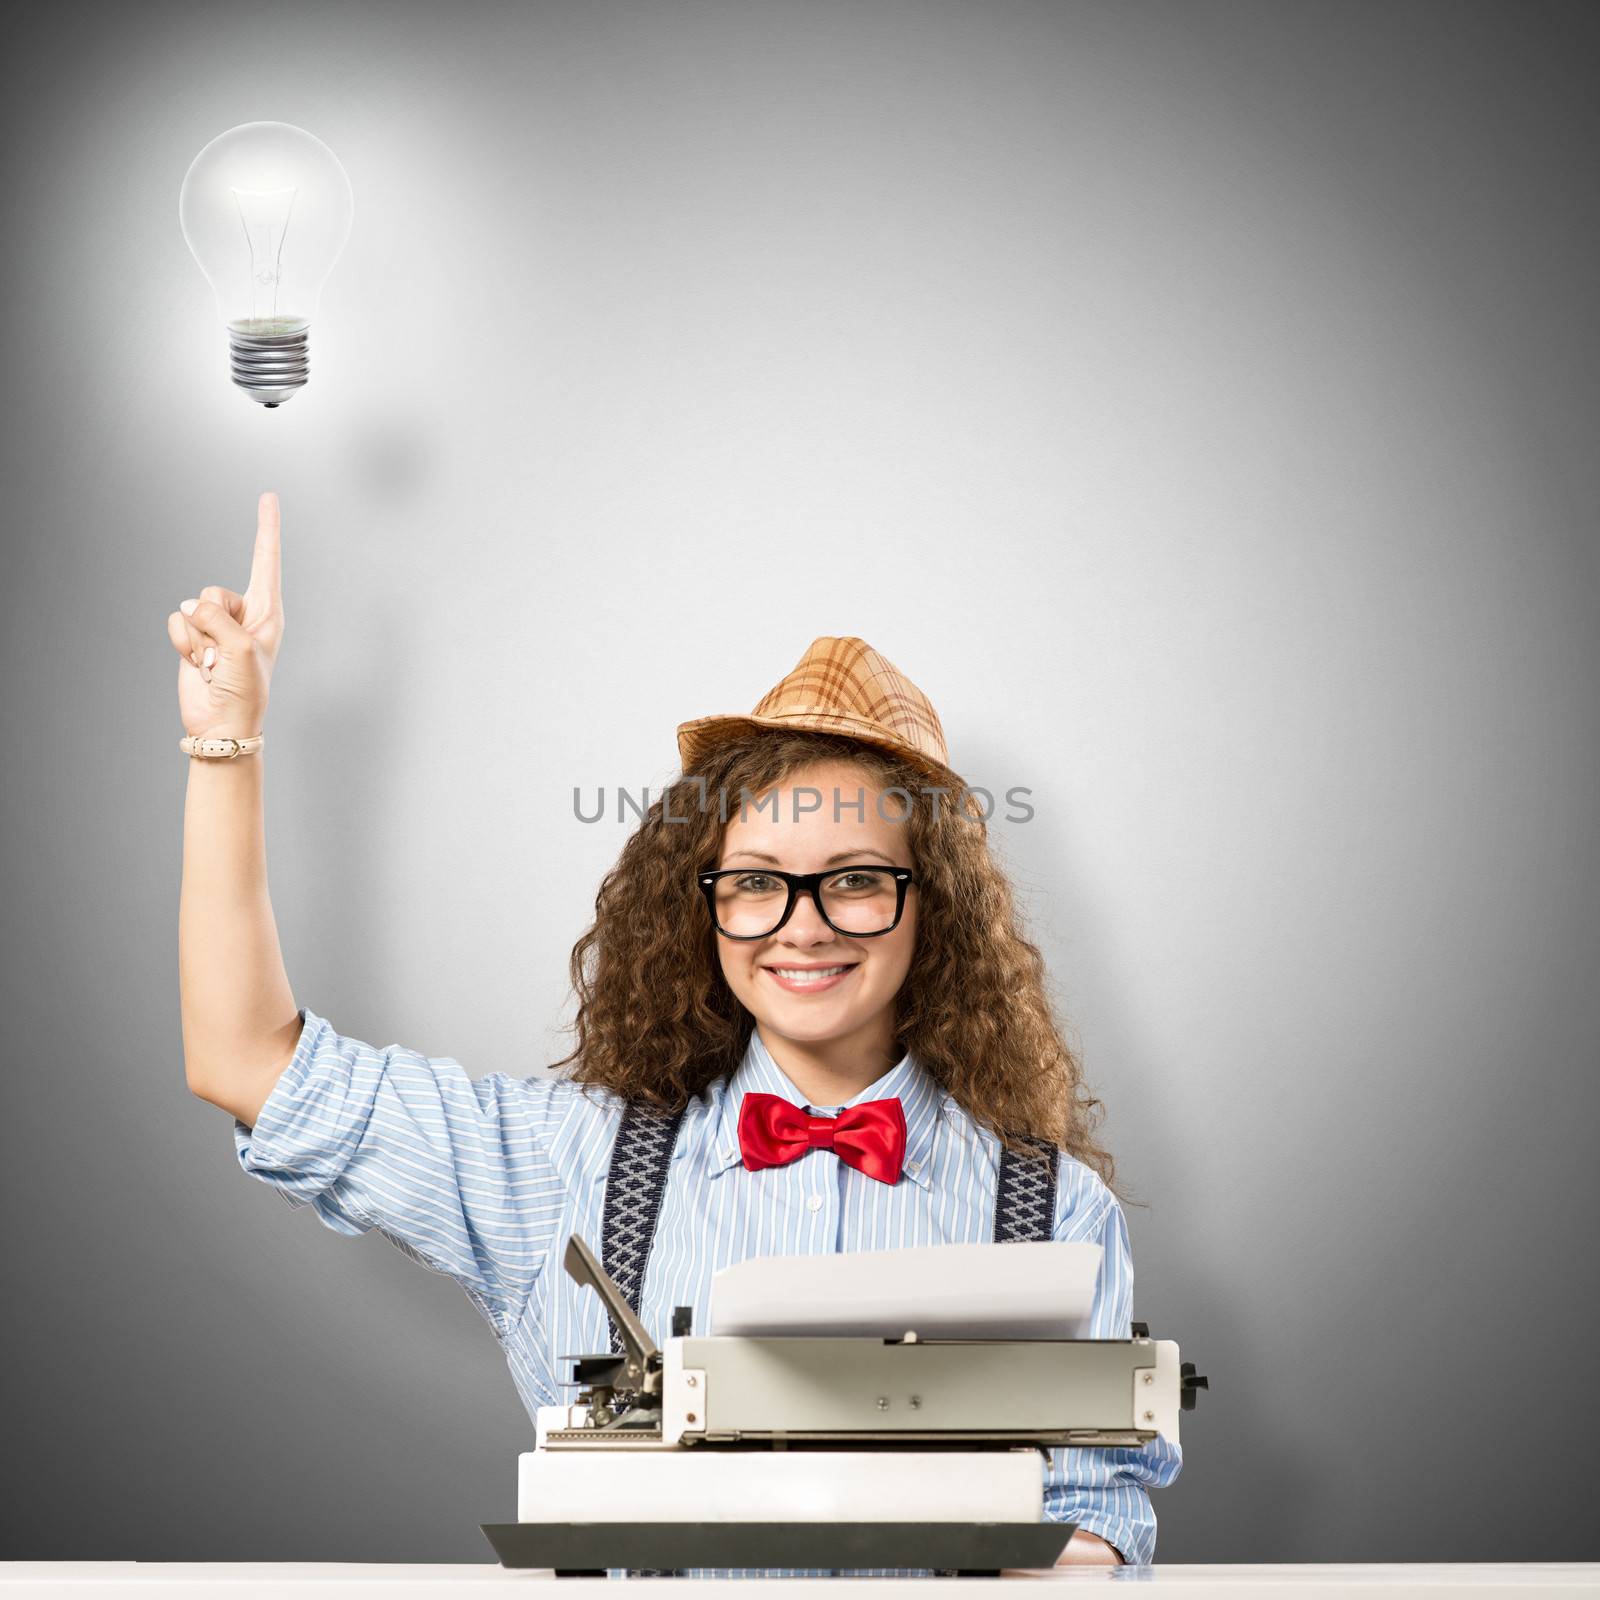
top-left (707, 1240), bottom-right (1102, 1338)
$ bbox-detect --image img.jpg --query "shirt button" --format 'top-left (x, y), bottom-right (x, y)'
top-left (907, 1160), bottom-right (922, 1175)
top-left (807, 1194), bottom-right (823, 1213)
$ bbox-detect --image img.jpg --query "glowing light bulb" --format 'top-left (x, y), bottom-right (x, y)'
top-left (179, 121), bottom-right (353, 407)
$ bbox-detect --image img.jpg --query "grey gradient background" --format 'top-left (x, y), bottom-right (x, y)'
top-left (3, 0), bottom-right (1597, 1566)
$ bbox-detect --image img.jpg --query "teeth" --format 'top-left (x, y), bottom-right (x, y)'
top-left (771, 966), bottom-right (849, 983)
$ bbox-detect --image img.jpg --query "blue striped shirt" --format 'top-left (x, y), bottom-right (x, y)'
top-left (233, 1007), bottom-right (1182, 1566)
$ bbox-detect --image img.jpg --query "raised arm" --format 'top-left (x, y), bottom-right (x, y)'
top-left (170, 491), bottom-right (300, 1127)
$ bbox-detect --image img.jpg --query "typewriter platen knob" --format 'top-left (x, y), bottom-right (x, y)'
top-left (1180, 1360), bottom-right (1210, 1411)
top-left (671, 1306), bottom-right (693, 1337)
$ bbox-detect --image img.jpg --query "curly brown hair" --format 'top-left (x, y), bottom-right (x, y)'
top-left (558, 729), bottom-right (1123, 1200)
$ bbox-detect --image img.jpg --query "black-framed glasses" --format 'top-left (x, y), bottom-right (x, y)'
top-left (697, 865), bottom-right (916, 941)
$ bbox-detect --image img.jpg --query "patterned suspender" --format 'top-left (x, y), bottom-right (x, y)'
top-left (599, 1101), bottom-right (687, 1352)
top-left (992, 1134), bottom-right (1060, 1243)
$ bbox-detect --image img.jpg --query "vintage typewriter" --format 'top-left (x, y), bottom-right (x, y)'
top-left (481, 1236), bottom-right (1207, 1574)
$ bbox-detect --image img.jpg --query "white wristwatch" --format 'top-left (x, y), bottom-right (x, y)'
top-left (180, 733), bottom-right (265, 760)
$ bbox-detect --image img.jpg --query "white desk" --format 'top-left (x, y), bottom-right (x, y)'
top-left (2, 1566), bottom-right (1597, 1597)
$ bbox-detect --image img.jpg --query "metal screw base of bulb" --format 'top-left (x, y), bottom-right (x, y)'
top-left (228, 320), bottom-right (310, 407)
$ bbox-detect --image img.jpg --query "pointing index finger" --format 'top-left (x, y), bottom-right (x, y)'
top-left (248, 491), bottom-right (282, 607)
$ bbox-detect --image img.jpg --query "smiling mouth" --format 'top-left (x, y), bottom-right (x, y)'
top-left (761, 963), bottom-right (859, 992)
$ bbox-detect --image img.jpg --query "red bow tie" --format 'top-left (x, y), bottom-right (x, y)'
top-left (738, 1092), bottom-right (907, 1185)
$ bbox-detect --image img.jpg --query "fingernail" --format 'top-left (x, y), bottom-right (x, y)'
top-left (180, 599), bottom-right (197, 616)
top-left (203, 646), bottom-right (216, 669)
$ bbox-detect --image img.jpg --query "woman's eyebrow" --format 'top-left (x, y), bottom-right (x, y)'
top-left (720, 848), bottom-right (900, 866)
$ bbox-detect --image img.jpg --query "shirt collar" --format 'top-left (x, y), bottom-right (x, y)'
top-left (708, 1029), bottom-right (943, 1190)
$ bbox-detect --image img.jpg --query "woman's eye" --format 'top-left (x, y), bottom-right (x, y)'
top-left (734, 873), bottom-right (781, 893)
top-left (829, 871), bottom-right (877, 892)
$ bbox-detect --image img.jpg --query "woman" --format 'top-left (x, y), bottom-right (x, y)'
top-left (171, 492), bottom-right (1181, 1569)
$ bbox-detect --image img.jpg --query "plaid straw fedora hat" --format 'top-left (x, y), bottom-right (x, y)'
top-left (676, 636), bottom-right (958, 784)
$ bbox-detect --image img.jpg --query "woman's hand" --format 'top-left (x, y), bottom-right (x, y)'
top-left (167, 492), bottom-right (284, 740)
top-left (1001, 1527), bottom-right (1124, 1575)
top-left (1054, 1529), bottom-right (1124, 1566)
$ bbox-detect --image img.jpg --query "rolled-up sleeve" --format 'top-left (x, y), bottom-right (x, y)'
top-left (232, 1007), bottom-right (572, 1343)
top-left (1042, 1177), bottom-right (1184, 1566)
